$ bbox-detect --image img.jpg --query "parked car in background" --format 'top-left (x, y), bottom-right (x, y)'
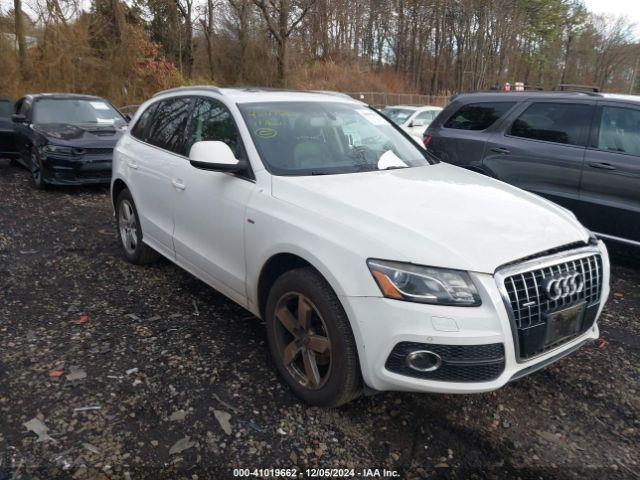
top-left (0, 96), bottom-right (19, 161)
top-left (382, 105), bottom-right (443, 137)
top-left (425, 91), bottom-right (640, 247)
top-left (111, 86), bottom-right (609, 407)
top-left (11, 93), bottom-right (128, 189)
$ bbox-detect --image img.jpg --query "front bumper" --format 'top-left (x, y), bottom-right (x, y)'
top-left (41, 154), bottom-right (112, 185)
top-left (341, 241), bottom-right (610, 394)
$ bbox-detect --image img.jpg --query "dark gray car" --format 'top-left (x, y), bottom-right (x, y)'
top-left (424, 91), bottom-right (640, 247)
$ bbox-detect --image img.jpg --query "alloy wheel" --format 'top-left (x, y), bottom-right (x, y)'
top-left (273, 292), bottom-right (332, 390)
top-left (118, 199), bottom-right (138, 255)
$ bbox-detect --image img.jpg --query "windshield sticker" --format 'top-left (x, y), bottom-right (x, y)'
top-left (256, 127), bottom-right (278, 139)
top-left (356, 109), bottom-right (387, 126)
top-left (89, 101), bottom-right (110, 111)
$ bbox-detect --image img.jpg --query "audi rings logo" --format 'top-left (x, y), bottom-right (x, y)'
top-left (543, 271), bottom-right (584, 300)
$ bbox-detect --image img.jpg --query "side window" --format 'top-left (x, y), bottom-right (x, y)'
top-left (185, 98), bottom-right (241, 157)
top-left (146, 97), bottom-right (193, 155)
top-left (596, 106), bottom-right (640, 156)
top-left (510, 102), bottom-right (592, 146)
top-left (130, 103), bottom-right (158, 141)
top-left (412, 111), bottom-right (435, 125)
top-left (444, 102), bottom-right (515, 130)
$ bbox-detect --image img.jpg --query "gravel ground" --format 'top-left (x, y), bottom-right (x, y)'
top-left (0, 158), bottom-right (638, 480)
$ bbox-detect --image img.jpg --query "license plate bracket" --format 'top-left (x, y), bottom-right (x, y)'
top-left (544, 302), bottom-right (586, 346)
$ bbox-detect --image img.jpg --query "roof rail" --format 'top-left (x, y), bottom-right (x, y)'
top-left (153, 85), bottom-right (221, 97)
top-left (553, 84), bottom-right (601, 95)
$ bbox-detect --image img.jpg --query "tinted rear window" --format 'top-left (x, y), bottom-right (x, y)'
top-left (0, 101), bottom-right (13, 119)
top-left (444, 102), bottom-right (515, 130)
top-left (145, 97), bottom-right (193, 155)
top-left (510, 102), bottom-right (592, 146)
top-left (130, 103), bottom-right (158, 141)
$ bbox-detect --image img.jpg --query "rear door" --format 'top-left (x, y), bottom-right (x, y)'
top-left (125, 97), bottom-right (193, 256)
top-left (482, 100), bottom-right (595, 211)
top-left (426, 100), bottom-right (516, 168)
top-left (577, 102), bottom-right (640, 243)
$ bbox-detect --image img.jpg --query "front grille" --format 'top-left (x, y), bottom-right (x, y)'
top-left (503, 252), bottom-right (603, 360)
top-left (76, 169), bottom-right (112, 179)
top-left (82, 147), bottom-right (114, 156)
top-left (385, 342), bottom-right (505, 382)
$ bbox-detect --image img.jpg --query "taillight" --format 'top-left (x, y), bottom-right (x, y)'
top-left (423, 134), bottom-right (432, 147)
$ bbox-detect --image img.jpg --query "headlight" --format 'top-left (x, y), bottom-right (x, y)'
top-left (367, 259), bottom-right (481, 306)
top-left (42, 144), bottom-right (75, 156)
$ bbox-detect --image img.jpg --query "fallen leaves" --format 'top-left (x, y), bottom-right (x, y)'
top-left (24, 417), bottom-right (56, 443)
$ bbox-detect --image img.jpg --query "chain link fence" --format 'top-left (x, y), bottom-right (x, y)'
top-left (346, 92), bottom-right (451, 108)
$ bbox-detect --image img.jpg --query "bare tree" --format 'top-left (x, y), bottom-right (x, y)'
top-left (253, 0), bottom-right (316, 85)
top-left (13, 0), bottom-right (28, 79)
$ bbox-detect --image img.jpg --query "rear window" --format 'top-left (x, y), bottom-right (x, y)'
top-left (0, 101), bottom-right (12, 119)
top-left (509, 102), bottom-right (592, 146)
top-left (444, 102), bottom-right (515, 130)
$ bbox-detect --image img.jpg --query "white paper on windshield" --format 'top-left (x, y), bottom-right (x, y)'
top-left (96, 118), bottom-right (115, 124)
top-left (356, 109), bottom-right (387, 126)
top-left (89, 101), bottom-right (110, 111)
top-left (378, 150), bottom-right (408, 170)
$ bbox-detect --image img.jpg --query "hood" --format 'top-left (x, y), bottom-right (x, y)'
top-left (35, 122), bottom-right (126, 146)
top-left (271, 163), bottom-right (590, 274)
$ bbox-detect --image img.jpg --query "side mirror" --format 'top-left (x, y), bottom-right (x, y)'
top-left (12, 114), bottom-right (27, 123)
top-left (410, 119), bottom-right (427, 128)
top-left (189, 141), bottom-right (244, 172)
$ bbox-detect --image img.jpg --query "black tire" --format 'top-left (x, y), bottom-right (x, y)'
top-left (265, 267), bottom-right (362, 407)
top-left (30, 152), bottom-right (48, 190)
top-left (115, 188), bottom-right (160, 265)
top-left (9, 158), bottom-right (19, 167)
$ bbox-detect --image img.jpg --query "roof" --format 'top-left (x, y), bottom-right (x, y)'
top-left (451, 91), bottom-right (640, 106)
top-left (26, 93), bottom-right (105, 101)
top-left (152, 86), bottom-right (364, 104)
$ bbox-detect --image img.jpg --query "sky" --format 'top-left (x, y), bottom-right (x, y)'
top-left (585, 0), bottom-right (640, 39)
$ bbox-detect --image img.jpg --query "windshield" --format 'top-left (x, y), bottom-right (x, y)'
top-left (381, 107), bottom-right (416, 126)
top-left (33, 98), bottom-right (125, 125)
top-left (239, 102), bottom-right (431, 176)
top-left (0, 101), bottom-right (12, 119)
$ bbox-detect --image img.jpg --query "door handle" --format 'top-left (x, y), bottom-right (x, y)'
top-left (589, 162), bottom-right (616, 171)
top-left (126, 160), bottom-right (138, 170)
top-left (172, 179), bottom-right (186, 190)
top-left (490, 147), bottom-right (511, 154)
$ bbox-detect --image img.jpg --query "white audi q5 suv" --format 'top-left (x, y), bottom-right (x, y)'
top-left (111, 87), bottom-right (610, 406)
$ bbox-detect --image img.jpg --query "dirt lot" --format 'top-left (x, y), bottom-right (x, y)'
top-left (0, 158), bottom-right (638, 480)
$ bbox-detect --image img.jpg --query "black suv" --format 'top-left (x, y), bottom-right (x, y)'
top-left (11, 93), bottom-right (127, 189)
top-left (424, 92), bottom-right (640, 246)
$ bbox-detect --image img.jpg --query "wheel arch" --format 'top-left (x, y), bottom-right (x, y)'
top-left (111, 178), bottom-right (129, 209)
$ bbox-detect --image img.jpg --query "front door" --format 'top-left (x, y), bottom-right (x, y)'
top-left (578, 103), bottom-right (640, 243)
top-left (482, 100), bottom-right (594, 211)
top-left (172, 97), bottom-right (256, 306)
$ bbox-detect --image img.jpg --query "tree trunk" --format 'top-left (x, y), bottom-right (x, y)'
top-left (14, 0), bottom-right (28, 80)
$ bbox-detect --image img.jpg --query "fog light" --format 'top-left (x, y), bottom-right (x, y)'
top-left (405, 350), bottom-right (442, 372)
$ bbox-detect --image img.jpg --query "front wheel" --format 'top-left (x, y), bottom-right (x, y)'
top-left (115, 188), bottom-right (159, 265)
top-left (265, 267), bottom-right (362, 407)
top-left (30, 152), bottom-right (48, 190)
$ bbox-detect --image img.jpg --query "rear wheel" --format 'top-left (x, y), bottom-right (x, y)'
top-left (265, 268), bottom-right (361, 407)
top-left (116, 188), bottom-right (159, 264)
